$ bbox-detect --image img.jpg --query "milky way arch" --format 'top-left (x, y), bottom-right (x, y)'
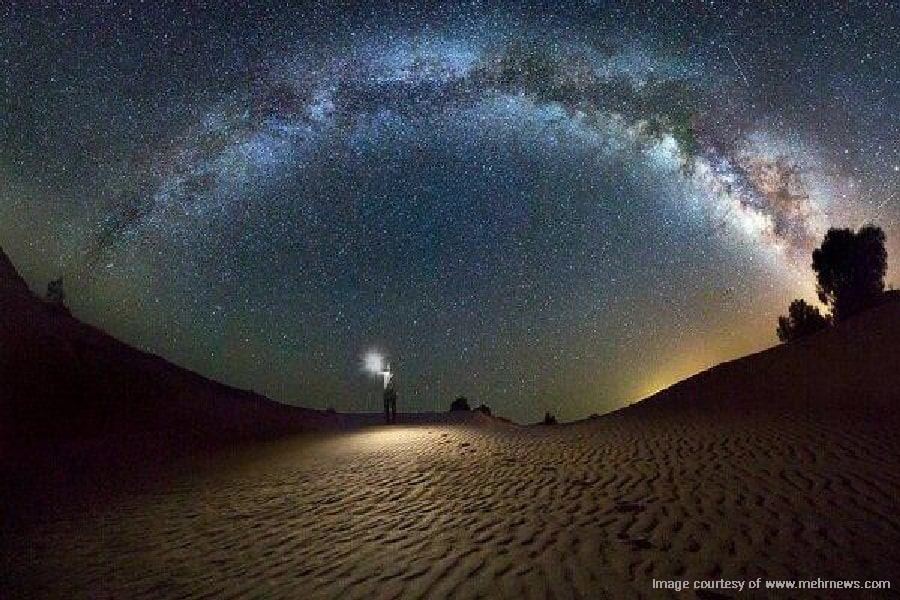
top-left (92, 31), bottom-right (846, 272)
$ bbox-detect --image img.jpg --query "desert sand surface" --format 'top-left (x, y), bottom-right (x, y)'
top-left (4, 406), bottom-right (900, 599)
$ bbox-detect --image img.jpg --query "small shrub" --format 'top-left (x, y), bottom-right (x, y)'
top-left (449, 396), bottom-right (470, 412)
top-left (776, 299), bottom-right (829, 343)
top-left (46, 277), bottom-right (66, 306)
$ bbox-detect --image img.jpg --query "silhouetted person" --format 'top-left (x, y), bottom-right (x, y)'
top-left (383, 380), bottom-right (397, 424)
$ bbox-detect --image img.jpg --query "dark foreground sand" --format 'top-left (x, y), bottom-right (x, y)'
top-left (4, 408), bottom-right (899, 599)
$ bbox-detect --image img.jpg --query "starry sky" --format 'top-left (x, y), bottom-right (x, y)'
top-left (2, 1), bottom-right (899, 422)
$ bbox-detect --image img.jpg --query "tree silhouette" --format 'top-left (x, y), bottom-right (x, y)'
top-left (776, 299), bottom-right (829, 343)
top-left (812, 225), bottom-right (887, 322)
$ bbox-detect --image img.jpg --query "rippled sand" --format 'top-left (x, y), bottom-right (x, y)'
top-left (4, 407), bottom-right (899, 599)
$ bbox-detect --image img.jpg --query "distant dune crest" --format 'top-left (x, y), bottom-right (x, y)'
top-left (627, 298), bottom-right (900, 416)
top-left (0, 246), bottom-right (343, 463)
top-left (0, 248), bottom-right (29, 294)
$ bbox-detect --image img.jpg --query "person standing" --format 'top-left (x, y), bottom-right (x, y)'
top-left (383, 379), bottom-right (397, 424)
top-left (381, 363), bottom-right (397, 424)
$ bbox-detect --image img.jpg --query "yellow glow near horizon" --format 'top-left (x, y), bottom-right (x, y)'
top-left (630, 334), bottom-right (770, 404)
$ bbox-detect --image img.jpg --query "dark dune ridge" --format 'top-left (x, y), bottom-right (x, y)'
top-left (0, 247), bottom-right (344, 458)
top-left (1, 246), bottom-right (358, 510)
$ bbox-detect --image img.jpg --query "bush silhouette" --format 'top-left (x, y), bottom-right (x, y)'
top-left (46, 277), bottom-right (66, 306)
top-left (474, 403), bottom-right (491, 416)
top-left (449, 396), bottom-right (470, 411)
top-left (777, 299), bottom-right (829, 343)
top-left (542, 411), bottom-right (557, 425)
top-left (812, 225), bottom-right (887, 322)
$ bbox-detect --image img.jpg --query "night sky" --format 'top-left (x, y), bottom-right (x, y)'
top-left (2, 1), bottom-right (899, 421)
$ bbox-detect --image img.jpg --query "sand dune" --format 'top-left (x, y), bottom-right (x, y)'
top-left (4, 406), bottom-right (900, 598)
top-left (0, 246), bottom-right (343, 467)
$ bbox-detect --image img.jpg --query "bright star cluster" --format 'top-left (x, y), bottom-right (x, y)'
top-left (2, 2), bottom-right (898, 420)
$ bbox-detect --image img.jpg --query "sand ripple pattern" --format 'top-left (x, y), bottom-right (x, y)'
top-left (5, 411), bottom-right (900, 599)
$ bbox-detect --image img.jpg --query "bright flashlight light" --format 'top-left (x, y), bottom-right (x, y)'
top-left (364, 351), bottom-right (384, 374)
